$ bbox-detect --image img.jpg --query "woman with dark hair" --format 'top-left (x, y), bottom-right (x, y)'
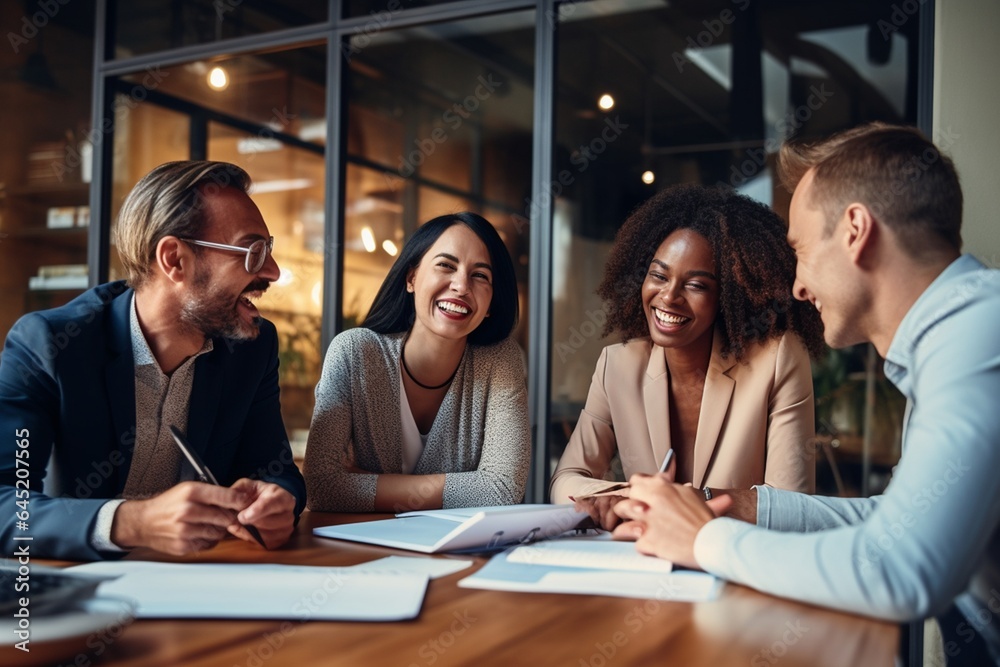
top-left (550, 184), bottom-right (825, 529)
top-left (305, 212), bottom-right (529, 511)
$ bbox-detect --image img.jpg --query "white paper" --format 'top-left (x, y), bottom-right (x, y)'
top-left (506, 537), bottom-right (674, 573)
top-left (68, 562), bottom-right (427, 621)
top-left (351, 556), bottom-right (473, 579)
top-left (532, 570), bottom-right (722, 601)
top-left (458, 547), bottom-right (723, 602)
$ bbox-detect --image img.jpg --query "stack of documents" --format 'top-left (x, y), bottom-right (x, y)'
top-left (458, 536), bottom-right (723, 601)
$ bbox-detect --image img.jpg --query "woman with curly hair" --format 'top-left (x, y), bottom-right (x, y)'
top-left (550, 184), bottom-right (825, 529)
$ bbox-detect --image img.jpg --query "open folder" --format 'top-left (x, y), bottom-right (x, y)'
top-left (314, 504), bottom-right (590, 554)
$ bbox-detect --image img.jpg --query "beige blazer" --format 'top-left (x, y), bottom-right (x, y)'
top-left (550, 330), bottom-right (816, 502)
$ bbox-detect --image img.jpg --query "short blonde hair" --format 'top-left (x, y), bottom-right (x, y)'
top-left (114, 161), bottom-right (251, 289)
top-left (778, 122), bottom-right (962, 257)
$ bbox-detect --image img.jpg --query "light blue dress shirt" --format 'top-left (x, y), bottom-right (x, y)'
top-left (694, 255), bottom-right (1000, 661)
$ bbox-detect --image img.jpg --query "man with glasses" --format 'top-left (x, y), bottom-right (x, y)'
top-left (0, 161), bottom-right (306, 560)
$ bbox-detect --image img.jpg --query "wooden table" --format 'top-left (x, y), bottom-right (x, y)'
top-left (53, 511), bottom-right (900, 667)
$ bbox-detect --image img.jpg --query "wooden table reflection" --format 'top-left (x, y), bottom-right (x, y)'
top-left (53, 511), bottom-right (898, 667)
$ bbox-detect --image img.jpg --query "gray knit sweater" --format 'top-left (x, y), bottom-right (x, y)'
top-left (304, 328), bottom-right (530, 511)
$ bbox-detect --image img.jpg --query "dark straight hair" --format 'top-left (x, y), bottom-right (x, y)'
top-left (361, 212), bottom-right (518, 346)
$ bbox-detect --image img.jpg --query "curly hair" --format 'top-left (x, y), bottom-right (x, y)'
top-left (598, 184), bottom-right (826, 361)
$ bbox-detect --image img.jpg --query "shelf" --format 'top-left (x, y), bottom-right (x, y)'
top-left (3, 226), bottom-right (88, 238)
top-left (7, 182), bottom-right (90, 204)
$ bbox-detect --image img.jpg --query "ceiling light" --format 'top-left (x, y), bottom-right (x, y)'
top-left (208, 66), bottom-right (229, 91)
top-left (641, 170), bottom-right (655, 185)
top-left (382, 240), bottom-right (398, 257)
top-left (598, 94), bottom-right (615, 111)
top-left (361, 227), bottom-right (376, 253)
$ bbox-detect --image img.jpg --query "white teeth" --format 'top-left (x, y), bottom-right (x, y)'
top-left (437, 301), bottom-right (469, 315)
top-left (654, 309), bottom-right (688, 325)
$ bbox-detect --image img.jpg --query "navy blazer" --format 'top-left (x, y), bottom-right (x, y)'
top-left (0, 281), bottom-right (306, 560)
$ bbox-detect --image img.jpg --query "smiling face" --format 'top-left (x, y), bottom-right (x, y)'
top-left (641, 228), bottom-right (719, 351)
top-left (787, 169), bottom-right (865, 349)
top-left (179, 186), bottom-right (279, 340)
top-left (406, 223), bottom-right (494, 343)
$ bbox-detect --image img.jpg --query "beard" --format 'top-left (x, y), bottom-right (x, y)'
top-left (180, 266), bottom-right (269, 341)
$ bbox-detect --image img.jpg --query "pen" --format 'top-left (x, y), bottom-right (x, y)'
top-left (168, 425), bottom-right (268, 549)
top-left (658, 448), bottom-right (675, 474)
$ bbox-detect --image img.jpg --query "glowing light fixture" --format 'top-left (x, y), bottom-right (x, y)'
top-left (598, 94), bottom-right (615, 111)
top-left (275, 268), bottom-right (295, 287)
top-left (208, 66), bottom-right (229, 91)
top-left (382, 239), bottom-right (398, 257)
top-left (361, 227), bottom-right (376, 253)
top-left (311, 281), bottom-right (322, 306)
top-left (641, 170), bottom-right (655, 185)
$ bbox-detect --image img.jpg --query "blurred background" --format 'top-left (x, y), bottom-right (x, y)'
top-left (1, 0), bottom-right (995, 501)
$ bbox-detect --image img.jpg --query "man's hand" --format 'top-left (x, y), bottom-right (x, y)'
top-left (228, 478), bottom-right (296, 549)
top-left (610, 473), bottom-right (733, 568)
top-left (110, 482), bottom-right (252, 555)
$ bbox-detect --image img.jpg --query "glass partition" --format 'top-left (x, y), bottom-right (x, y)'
top-left (108, 45), bottom-right (327, 447)
top-left (0, 0), bottom-right (95, 339)
top-left (114, 0), bottom-right (327, 58)
top-left (344, 0), bottom-right (465, 19)
top-left (342, 10), bottom-right (535, 347)
top-left (549, 0), bottom-right (919, 496)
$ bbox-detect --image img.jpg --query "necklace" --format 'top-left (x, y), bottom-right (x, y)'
top-left (401, 346), bottom-right (460, 390)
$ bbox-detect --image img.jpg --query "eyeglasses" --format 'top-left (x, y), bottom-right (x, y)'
top-left (181, 236), bottom-right (274, 274)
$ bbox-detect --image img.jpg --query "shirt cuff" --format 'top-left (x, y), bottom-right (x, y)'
top-left (754, 483), bottom-right (774, 528)
top-left (693, 516), bottom-right (754, 576)
top-left (90, 499), bottom-right (129, 553)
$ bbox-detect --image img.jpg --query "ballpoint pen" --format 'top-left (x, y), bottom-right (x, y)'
top-left (657, 448), bottom-right (675, 474)
top-left (168, 425), bottom-right (268, 548)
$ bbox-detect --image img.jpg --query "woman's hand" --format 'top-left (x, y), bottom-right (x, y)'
top-left (574, 451), bottom-right (678, 531)
top-left (611, 473), bottom-right (733, 568)
top-left (573, 494), bottom-right (629, 531)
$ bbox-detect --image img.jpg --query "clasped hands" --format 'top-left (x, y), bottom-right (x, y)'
top-left (574, 472), bottom-right (733, 569)
top-left (110, 479), bottom-right (296, 556)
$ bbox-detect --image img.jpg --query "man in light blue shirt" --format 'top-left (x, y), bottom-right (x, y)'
top-left (613, 123), bottom-right (1000, 665)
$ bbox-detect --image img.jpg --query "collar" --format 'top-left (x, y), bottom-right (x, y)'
top-left (643, 326), bottom-right (736, 380)
top-left (130, 294), bottom-right (213, 371)
top-left (883, 254), bottom-right (990, 397)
